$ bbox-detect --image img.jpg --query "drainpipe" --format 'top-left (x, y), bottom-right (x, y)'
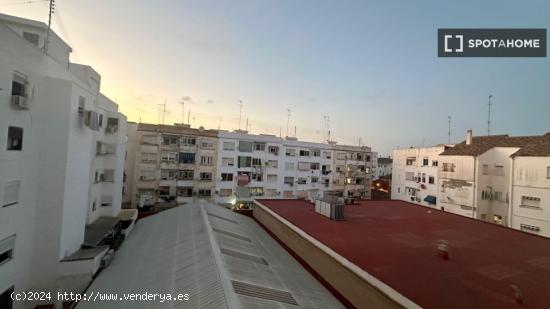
top-left (472, 156), bottom-right (477, 219)
top-left (508, 157), bottom-right (515, 228)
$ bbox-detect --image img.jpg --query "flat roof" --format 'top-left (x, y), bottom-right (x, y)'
top-left (78, 201), bottom-right (342, 309)
top-left (257, 199), bottom-right (550, 309)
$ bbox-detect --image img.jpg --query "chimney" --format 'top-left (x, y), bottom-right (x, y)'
top-left (466, 130), bottom-right (473, 145)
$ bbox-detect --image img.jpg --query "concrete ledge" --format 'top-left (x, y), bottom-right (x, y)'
top-left (253, 200), bottom-right (419, 309)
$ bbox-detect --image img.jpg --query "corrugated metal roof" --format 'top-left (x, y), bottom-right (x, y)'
top-left (77, 201), bottom-right (342, 309)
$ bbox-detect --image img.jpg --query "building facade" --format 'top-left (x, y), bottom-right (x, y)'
top-left (124, 123), bottom-right (218, 208)
top-left (0, 13), bottom-right (127, 308)
top-left (373, 156), bottom-right (392, 180)
top-left (392, 145), bottom-right (448, 207)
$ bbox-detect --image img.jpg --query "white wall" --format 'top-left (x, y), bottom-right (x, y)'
top-left (511, 156), bottom-right (550, 237)
top-left (392, 146), bottom-right (444, 208)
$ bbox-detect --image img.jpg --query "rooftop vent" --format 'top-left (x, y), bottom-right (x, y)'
top-left (213, 228), bottom-right (252, 242)
top-left (220, 248), bottom-right (268, 265)
top-left (231, 280), bottom-right (298, 306)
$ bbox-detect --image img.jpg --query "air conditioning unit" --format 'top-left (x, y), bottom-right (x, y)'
top-left (11, 95), bottom-right (29, 109)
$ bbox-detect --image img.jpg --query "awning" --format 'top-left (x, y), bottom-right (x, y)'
top-left (424, 195), bottom-right (437, 205)
top-left (84, 216), bottom-right (120, 247)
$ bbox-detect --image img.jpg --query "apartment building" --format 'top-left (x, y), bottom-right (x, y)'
top-left (511, 143), bottom-right (550, 237)
top-left (437, 130), bottom-right (550, 227)
top-left (215, 132), bottom-right (336, 204)
top-left (331, 144), bottom-right (372, 199)
top-left (0, 13), bottom-right (127, 308)
top-left (392, 145), bottom-right (448, 207)
top-left (124, 123), bottom-right (218, 208)
top-left (373, 156), bottom-right (392, 180)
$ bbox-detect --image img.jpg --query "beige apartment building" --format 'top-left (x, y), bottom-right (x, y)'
top-left (124, 123), bottom-right (218, 208)
top-left (331, 144), bottom-right (373, 199)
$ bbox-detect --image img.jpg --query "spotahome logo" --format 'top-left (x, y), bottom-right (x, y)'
top-left (438, 29), bottom-right (546, 57)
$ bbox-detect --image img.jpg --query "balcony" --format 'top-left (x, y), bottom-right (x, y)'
top-left (96, 141), bottom-right (116, 156)
top-left (105, 117), bottom-right (119, 134)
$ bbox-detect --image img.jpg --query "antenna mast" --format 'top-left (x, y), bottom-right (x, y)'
top-left (487, 95), bottom-right (493, 136)
top-left (448, 115), bottom-right (452, 144)
top-left (45, 0), bottom-right (55, 53)
top-left (286, 109), bottom-right (291, 137)
top-left (238, 100), bottom-right (243, 130)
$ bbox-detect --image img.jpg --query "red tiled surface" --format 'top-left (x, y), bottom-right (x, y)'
top-left (258, 199), bottom-right (550, 309)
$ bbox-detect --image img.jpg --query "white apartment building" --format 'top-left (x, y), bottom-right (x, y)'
top-left (215, 132), bottom-right (336, 204)
top-left (0, 13), bottom-right (127, 308)
top-left (437, 130), bottom-right (550, 229)
top-left (392, 145), bottom-right (448, 207)
top-left (124, 123), bottom-right (218, 208)
top-left (511, 146), bottom-right (550, 237)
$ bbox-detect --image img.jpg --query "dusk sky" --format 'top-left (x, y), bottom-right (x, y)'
top-left (3, 0), bottom-right (549, 155)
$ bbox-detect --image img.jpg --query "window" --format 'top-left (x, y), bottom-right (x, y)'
top-left (493, 191), bottom-right (502, 202)
top-left (254, 143), bottom-right (266, 151)
top-left (200, 140), bottom-right (214, 149)
top-left (520, 196), bottom-right (541, 209)
top-left (268, 146), bottom-right (279, 155)
top-left (423, 158), bottom-right (429, 166)
top-left (494, 165), bottom-right (504, 176)
top-left (265, 189), bottom-right (277, 197)
top-left (406, 157), bottom-right (416, 166)
top-left (310, 163), bottom-right (320, 170)
top-left (98, 114), bottom-right (103, 127)
top-left (0, 235), bottom-right (15, 265)
top-left (482, 164), bottom-right (489, 175)
top-left (181, 136), bottom-right (196, 145)
top-left (432, 160), bottom-right (438, 167)
top-left (141, 152), bottom-right (157, 164)
top-left (221, 173), bottom-right (233, 181)
top-left (267, 160), bottom-right (278, 168)
top-left (198, 189), bottom-right (211, 197)
top-left (238, 141), bottom-right (253, 152)
top-left (238, 156), bottom-right (252, 168)
top-left (285, 162), bottom-right (295, 171)
top-left (250, 187), bottom-right (264, 196)
top-left (11, 73), bottom-right (27, 96)
top-left (267, 174), bottom-right (277, 183)
top-left (7, 126), bottom-right (23, 151)
top-left (2, 180), bottom-right (20, 207)
top-left (200, 156), bottom-right (213, 166)
top-left (321, 164), bottom-right (331, 175)
top-left (297, 177), bottom-right (307, 184)
top-left (222, 157), bottom-right (235, 166)
top-left (323, 151), bottom-right (332, 159)
top-left (177, 187), bottom-right (193, 197)
top-left (337, 152), bottom-right (346, 160)
top-left (0, 286), bottom-right (14, 309)
top-left (200, 172), bottom-right (212, 181)
top-left (23, 31), bottom-right (40, 46)
top-left (297, 162), bottom-right (310, 171)
top-left (251, 158), bottom-right (262, 167)
top-left (251, 173), bottom-right (263, 181)
top-left (284, 177), bottom-right (294, 185)
top-left (161, 152), bottom-right (178, 162)
top-left (223, 142), bottom-right (235, 150)
top-left (311, 176), bottom-right (319, 183)
top-left (161, 169), bottom-right (177, 180)
top-left (178, 170), bottom-right (194, 180)
top-left (285, 148), bottom-right (296, 156)
top-left (92, 200), bottom-right (97, 212)
top-left (312, 149), bottom-right (321, 157)
top-left (421, 173), bottom-right (426, 183)
top-left (219, 189), bottom-right (232, 197)
top-left (520, 223), bottom-right (540, 234)
top-left (299, 150), bottom-right (310, 157)
top-left (162, 135), bottom-right (179, 145)
top-left (428, 176), bottom-right (435, 184)
top-left (366, 155), bottom-right (371, 162)
top-left (442, 163), bottom-right (455, 172)
top-left (179, 152), bottom-right (195, 164)
top-left (139, 170), bottom-right (156, 181)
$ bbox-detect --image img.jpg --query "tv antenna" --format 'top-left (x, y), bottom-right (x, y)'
top-left (238, 100), bottom-right (243, 130)
top-left (448, 116), bottom-right (452, 144)
top-left (286, 109), bottom-right (291, 137)
top-left (487, 95), bottom-right (493, 136)
top-left (45, 0), bottom-right (55, 53)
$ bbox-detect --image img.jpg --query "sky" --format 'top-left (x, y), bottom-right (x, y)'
top-left (2, 0), bottom-right (550, 156)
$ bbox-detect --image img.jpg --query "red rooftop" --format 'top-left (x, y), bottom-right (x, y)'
top-left (254, 199), bottom-right (550, 309)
